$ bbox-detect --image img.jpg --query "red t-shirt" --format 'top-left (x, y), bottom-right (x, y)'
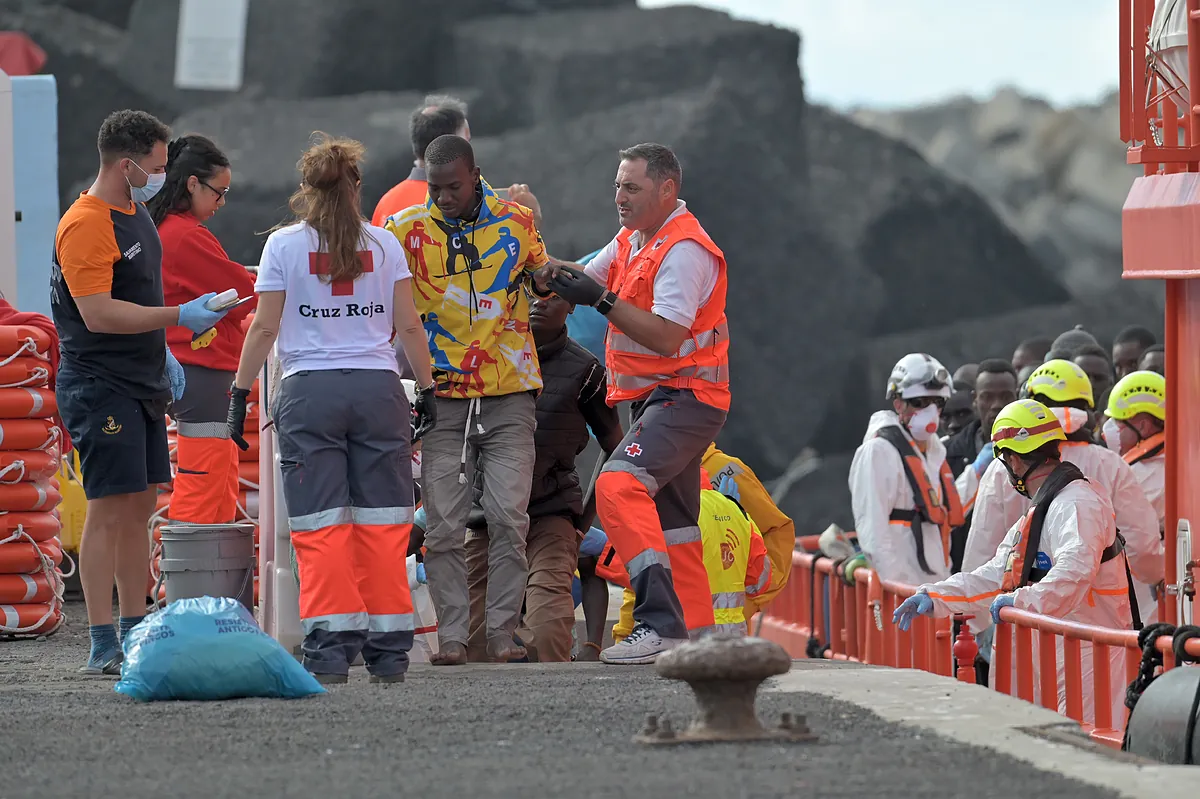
top-left (371, 174), bottom-right (429, 227)
top-left (159, 212), bottom-right (257, 372)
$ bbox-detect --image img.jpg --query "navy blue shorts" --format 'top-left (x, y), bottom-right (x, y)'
top-left (56, 368), bottom-right (171, 500)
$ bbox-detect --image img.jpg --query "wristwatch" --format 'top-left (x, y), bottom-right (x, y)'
top-left (594, 290), bottom-right (617, 316)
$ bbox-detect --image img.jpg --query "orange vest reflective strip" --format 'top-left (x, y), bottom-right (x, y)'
top-left (604, 210), bottom-right (730, 410)
top-left (1123, 431), bottom-right (1166, 466)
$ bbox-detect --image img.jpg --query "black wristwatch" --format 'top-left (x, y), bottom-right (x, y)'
top-left (594, 290), bottom-right (617, 316)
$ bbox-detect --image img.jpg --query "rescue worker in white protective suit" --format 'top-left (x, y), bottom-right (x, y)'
top-left (962, 359), bottom-right (1162, 625)
top-left (849, 354), bottom-right (964, 587)
top-left (1102, 371), bottom-right (1166, 535)
top-left (894, 399), bottom-right (1134, 728)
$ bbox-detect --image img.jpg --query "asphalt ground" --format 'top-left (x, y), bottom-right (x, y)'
top-left (0, 601), bottom-right (1135, 799)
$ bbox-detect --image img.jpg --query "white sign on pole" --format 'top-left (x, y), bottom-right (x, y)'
top-left (174, 0), bottom-right (250, 91)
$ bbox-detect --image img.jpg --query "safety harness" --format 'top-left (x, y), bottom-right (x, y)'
top-left (877, 427), bottom-right (964, 575)
top-left (1001, 461), bottom-right (1142, 629)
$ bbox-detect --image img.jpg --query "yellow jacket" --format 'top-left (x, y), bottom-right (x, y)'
top-left (385, 178), bottom-right (548, 398)
top-left (702, 444), bottom-right (794, 617)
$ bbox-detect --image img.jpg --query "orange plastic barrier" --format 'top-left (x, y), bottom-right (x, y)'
top-left (0, 388), bottom-right (56, 418)
top-left (759, 545), bottom-right (1200, 748)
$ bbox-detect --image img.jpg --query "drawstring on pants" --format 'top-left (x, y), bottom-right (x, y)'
top-left (459, 397), bottom-right (484, 484)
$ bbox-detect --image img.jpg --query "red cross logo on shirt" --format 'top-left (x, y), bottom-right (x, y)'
top-left (309, 251), bottom-right (374, 296)
top-left (625, 443), bottom-right (643, 457)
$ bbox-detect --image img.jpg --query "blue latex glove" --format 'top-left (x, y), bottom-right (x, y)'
top-left (579, 526), bottom-right (607, 558)
top-left (716, 473), bottom-right (741, 502)
top-left (177, 292), bottom-right (230, 334)
top-left (415, 562), bottom-right (427, 584)
top-left (973, 442), bottom-right (995, 476)
top-left (990, 593), bottom-right (1015, 623)
top-left (892, 592), bottom-right (934, 631)
top-left (165, 348), bottom-right (186, 402)
top-left (413, 506), bottom-right (426, 533)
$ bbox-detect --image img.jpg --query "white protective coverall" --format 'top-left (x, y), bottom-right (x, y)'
top-left (922, 479), bottom-right (1131, 728)
top-left (850, 410), bottom-right (952, 587)
top-left (1128, 454), bottom-right (1165, 534)
top-left (962, 407), bottom-right (1163, 622)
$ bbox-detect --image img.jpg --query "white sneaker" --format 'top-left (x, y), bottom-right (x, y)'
top-left (599, 624), bottom-right (687, 665)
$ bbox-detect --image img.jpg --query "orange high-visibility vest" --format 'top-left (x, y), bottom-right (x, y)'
top-left (604, 210), bottom-right (730, 411)
top-left (876, 427), bottom-right (964, 573)
top-left (1123, 431), bottom-right (1165, 466)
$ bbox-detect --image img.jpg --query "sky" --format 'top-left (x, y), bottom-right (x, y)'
top-left (639, 0), bottom-right (1120, 109)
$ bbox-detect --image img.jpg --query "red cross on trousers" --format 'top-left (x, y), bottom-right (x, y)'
top-left (309, 251), bottom-right (374, 296)
top-left (625, 443), bottom-right (643, 457)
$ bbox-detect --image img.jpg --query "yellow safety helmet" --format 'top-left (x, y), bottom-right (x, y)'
top-left (991, 398), bottom-right (1066, 456)
top-left (1024, 359), bottom-right (1095, 409)
top-left (1106, 370), bottom-right (1166, 422)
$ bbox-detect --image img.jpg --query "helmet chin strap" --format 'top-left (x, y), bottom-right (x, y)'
top-left (1002, 454), bottom-right (1046, 498)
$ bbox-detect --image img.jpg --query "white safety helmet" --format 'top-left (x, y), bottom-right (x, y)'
top-left (886, 353), bottom-right (952, 401)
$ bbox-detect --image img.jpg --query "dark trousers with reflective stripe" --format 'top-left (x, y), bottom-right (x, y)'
top-left (169, 364), bottom-right (240, 524)
top-left (596, 386), bottom-right (726, 640)
top-left (276, 369), bottom-right (415, 677)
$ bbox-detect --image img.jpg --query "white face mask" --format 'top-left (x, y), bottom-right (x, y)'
top-left (907, 404), bottom-right (941, 442)
top-left (127, 160), bottom-right (166, 203)
top-left (1102, 418), bottom-right (1123, 453)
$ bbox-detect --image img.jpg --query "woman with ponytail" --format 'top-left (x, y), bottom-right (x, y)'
top-left (227, 133), bottom-right (436, 684)
top-left (150, 134), bottom-right (256, 526)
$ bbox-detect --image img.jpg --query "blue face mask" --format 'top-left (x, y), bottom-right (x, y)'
top-left (127, 160), bottom-right (166, 203)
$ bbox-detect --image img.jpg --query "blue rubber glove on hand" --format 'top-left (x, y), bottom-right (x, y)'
top-left (413, 506), bottom-right (426, 533)
top-left (165, 348), bottom-right (186, 402)
top-left (990, 593), bottom-right (1015, 623)
top-left (892, 592), bottom-right (934, 631)
top-left (579, 526), bottom-right (607, 558)
top-left (973, 442), bottom-right (995, 476)
top-left (716, 473), bottom-right (741, 502)
top-left (416, 562), bottom-right (427, 585)
top-left (177, 292), bottom-right (231, 334)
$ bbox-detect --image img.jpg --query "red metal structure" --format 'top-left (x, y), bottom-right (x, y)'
top-left (1119, 0), bottom-right (1199, 625)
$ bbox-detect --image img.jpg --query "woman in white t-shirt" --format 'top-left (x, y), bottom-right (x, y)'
top-left (227, 134), bottom-right (436, 685)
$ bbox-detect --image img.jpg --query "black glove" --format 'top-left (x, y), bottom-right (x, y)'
top-left (413, 383), bottom-right (437, 441)
top-left (227, 386), bottom-right (251, 451)
top-left (547, 264), bottom-right (605, 307)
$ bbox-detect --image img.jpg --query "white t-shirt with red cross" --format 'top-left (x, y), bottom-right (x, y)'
top-left (255, 222), bottom-right (412, 378)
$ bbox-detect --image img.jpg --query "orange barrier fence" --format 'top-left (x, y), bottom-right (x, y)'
top-left (759, 539), bottom-right (1200, 747)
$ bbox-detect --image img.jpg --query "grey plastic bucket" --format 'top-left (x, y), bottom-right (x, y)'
top-left (158, 522), bottom-right (257, 611)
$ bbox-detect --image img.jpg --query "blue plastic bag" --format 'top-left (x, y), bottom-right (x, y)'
top-left (114, 596), bottom-right (325, 702)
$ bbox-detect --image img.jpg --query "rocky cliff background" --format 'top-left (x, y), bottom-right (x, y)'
top-left (5, 0), bottom-right (1163, 534)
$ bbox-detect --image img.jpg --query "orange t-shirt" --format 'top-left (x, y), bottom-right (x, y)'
top-left (371, 169), bottom-right (428, 227)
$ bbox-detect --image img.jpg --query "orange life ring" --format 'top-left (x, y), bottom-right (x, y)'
top-left (0, 512), bottom-right (61, 542)
top-left (0, 418), bottom-right (59, 451)
top-left (0, 572), bottom-right (57, 603)
top-left (0, 451), bottom-right (60, 483)
top-left (239, 461), bottom-right (259, 484)
top-left (0, 602), bottom-right (62, 635)
top-left (0, 327), bottom-right (52, 359)
top-left (0, 357), bottom-right (50, 389)
top-left (0, 539), bottom-right (62, 572)
top-left (0, 388), bottom-right (57, 419)
top-left (0, 481), bottom-right (61, 512)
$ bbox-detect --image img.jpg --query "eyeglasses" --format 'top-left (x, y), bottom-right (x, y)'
top-left (199, 180), bottom-right (230, 199)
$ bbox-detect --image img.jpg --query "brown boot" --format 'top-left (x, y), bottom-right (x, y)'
top-left (487, 638), bottom-right (527, 663)
top-left (430, 641), bottom-right (468, 666)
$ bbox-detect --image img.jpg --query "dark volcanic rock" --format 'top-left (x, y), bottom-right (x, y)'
top-left (473, 75), bottom-right (877, 472)
top-left (121, 0), bottom-right (638, 113)
top-left (169, 91), bottom-right (445, 265)
top-left (806, 104), bottom-right (1070, 336)
top-left (454, 5), bottom-right (801, 136)
top-left (775, 452), bottom-right (856, 538)
top-left (57, 0), bottom-right (134, 28)
top-left (0, 2), bottom-right (175, 210)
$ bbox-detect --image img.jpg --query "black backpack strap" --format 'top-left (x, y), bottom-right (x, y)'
top-left (877, 427), bottom-right (936, 575)
top-left (1020, 461), bottom-right (1088, 588)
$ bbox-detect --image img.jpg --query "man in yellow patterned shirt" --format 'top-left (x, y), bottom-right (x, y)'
top-left (386, 134), bottom-right (554, 665)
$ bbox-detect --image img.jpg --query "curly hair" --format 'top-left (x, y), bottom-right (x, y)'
top-left (97, 109), bottom-right (170, 163)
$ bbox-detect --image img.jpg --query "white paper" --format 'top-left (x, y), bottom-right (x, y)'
top-left (174, 0), bottom-right (250, 91)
